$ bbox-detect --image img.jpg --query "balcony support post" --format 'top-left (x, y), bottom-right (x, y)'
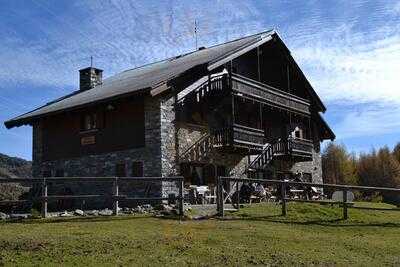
top-left (259, 102), bottom-right (263, 131)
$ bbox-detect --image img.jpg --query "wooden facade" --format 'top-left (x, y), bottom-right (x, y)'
top-left (42, 97), bottom-right (145, 161)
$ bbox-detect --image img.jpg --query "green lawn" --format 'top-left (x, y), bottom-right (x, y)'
top-left (0, 202), bottom-right (399, 266)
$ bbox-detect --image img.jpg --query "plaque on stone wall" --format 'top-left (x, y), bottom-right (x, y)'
top-left (81, 136), bottom-right (95, 146)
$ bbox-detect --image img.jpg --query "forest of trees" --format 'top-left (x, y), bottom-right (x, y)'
top-left (322, 142), bottom-right (400, 203)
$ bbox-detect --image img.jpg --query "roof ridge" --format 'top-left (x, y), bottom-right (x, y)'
top-left (116, 29), bottom-right (275, 76)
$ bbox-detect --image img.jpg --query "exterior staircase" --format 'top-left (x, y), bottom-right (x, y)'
top-left (179, 133), bottom-right (215, 163)
top-left (245, 140), bottom-right (288, 177)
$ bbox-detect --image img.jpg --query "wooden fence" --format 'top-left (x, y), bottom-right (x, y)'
top-left (0, 177), bottom-right (184, 218)
top-left (217, 177), bottom-right (400, 219)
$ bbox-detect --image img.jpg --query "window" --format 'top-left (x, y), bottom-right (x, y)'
top-left (55, 169), bottom-right (64, 177)
top-left (217, 165), bottom-right (226, 177)
top-left (303, 173), bottom-right (312, 183)
top-left (81, 113), bottom-right (97, 131)
top-left (180, 163), bottom-right (191, 184)
top-left (115, 163), bottom-right (126, 177)
top-left (131, 161), bottom-right (144, 177)
top-left (203, 164), bottom-right (216, 185)
top-left (293, 126), bottom-right (303, 139)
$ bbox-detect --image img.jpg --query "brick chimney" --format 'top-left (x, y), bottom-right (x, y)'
top-left (79, 67), bottom-right (103, 91)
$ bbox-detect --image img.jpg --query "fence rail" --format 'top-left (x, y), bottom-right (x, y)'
top-left (0, 176), bottom-right (184, 218)
top-left (217, 177), bottom-right (400, 219)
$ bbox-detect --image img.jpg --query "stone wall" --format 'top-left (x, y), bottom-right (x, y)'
top-left (158, 93), bottom-right (248, 195)
top-left (290, 148), bottom-right (323, 184)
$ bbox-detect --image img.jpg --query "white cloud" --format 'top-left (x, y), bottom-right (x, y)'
top-left (333, 103), bottom-right (400, 139)
top-left (292, 33), bottom-right (400, 105)
top-left (0, 0), bottom-right (264, 91)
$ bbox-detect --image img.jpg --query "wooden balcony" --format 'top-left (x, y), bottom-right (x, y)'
top-left (175, 73), bottom-right (311, 124)
top-left (212, 124), bottom-right (265, 153)
top-left (273, 137), bottom-right (314, 161)
top-left (290, 138), bottom-right (314, 158)
top-left (231, 73), bottom-right (311, 115)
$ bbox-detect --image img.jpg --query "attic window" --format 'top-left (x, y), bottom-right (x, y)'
top-left (81, 113), bottom-right (97, 131)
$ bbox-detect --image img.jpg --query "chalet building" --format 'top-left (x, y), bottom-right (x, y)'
top-left (5, 30), bottom-right (334, 196)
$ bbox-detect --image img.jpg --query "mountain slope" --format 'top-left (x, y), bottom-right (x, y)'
top-left (0, 153), bottom-right (32, 178)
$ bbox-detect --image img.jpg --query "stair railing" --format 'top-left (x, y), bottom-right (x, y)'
top-left (179, 133), bottom-right (214, 162)
top-left (246, 138), bottom-right (291, 175)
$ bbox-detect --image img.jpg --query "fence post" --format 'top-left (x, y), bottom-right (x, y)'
top-left (217, 177), bottom-right (224, 217)
top-left (236, 181), bottom-right (240, 210)
top-left (41, 178), bottom-right (48, 218)
top-left (113, 177), bottom-right (119, 216)
top-left (216, 177), bottom-right (221, 215)
top-left (178, 178), bottom-right (184, 216)
top-left (281, 181), bottom-right (287, 216)
top-left (343, 189), bottom-right (348, 220)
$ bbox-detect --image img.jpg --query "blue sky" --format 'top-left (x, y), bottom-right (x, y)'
top-left (1, 0), bottom-right (400, 160)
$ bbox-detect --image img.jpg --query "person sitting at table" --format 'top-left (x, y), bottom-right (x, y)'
top-left (254, 183), bottom-right (266, 198)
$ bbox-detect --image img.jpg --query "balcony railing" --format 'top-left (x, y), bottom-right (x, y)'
top-left (175, 73), bottom-right (311, 121)
top-left (231, 73), bottom-right (311, 115)
top-left (289, 137), bottom-right (314, 157)
top-left (212, 124), bottom-right (265, 151)
top-left (272, 137), bottom-right (314, 159)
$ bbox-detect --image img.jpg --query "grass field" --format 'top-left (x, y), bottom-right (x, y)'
top-left (0, 202), bottom-right (399, 266)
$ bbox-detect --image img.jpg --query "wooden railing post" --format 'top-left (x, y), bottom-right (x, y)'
top-left (41, 178), bottom-right (48, 218)
top-left (178, 178), bottom-right (184, 216)
top-left (343, 189), bottom-right (348, 220)
top-left (236, 181), bottom-right (240, 210)
top-left (113, 177), bottom-right (119, 216)
top-left (216, 178), bottom-right (220, 214)
top-left (281, 181), bottom-right (287, 216)
top-left (217, 177), bottom-right (224, 217)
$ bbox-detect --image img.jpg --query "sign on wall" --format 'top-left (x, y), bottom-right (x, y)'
top-left (81, 136), bottom-right (96, 146)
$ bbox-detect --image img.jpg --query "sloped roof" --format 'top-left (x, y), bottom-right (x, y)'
top-left (5, 30), bottom-right (276, 128)
top-left (5, 29), bottom-right (328, 129)
top-left (316, 113), bottom-right (335, 141)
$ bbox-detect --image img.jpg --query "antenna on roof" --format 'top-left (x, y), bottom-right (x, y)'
top-left (90, 56), bottom-right (93, 68)
top-left (194, 19), bottom-right (198, 50)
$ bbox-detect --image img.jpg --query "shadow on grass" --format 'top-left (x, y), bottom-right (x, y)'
top-left (219, 214), bottom-right (400, 228)
top-left (2, 214), bottom-right (157, 225)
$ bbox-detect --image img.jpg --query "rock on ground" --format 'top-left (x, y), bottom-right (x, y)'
top-left (0, 212), bottom-right (8, 220)
top-left (74, 209), bottom-right (85, 216)
top-left (99, 209), bottom-right (113, 216)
